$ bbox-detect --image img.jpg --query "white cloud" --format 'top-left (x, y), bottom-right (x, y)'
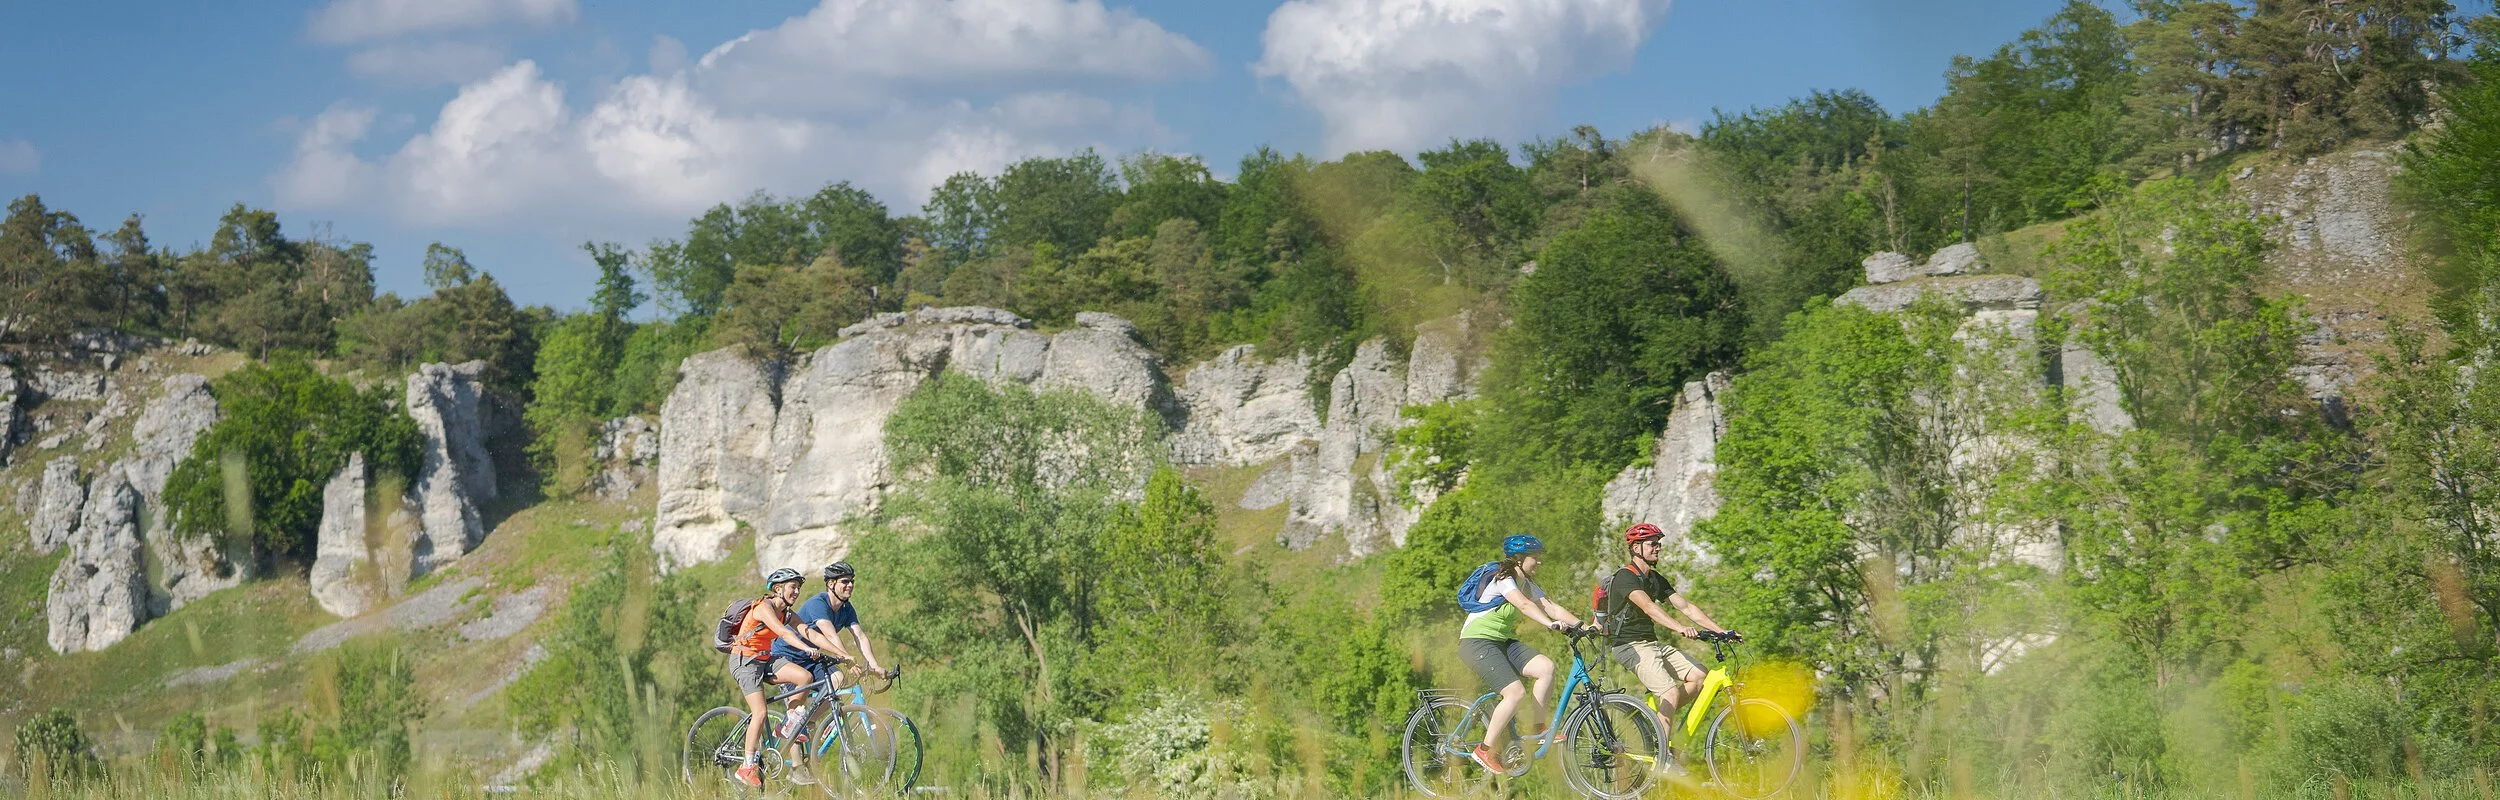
top-left (272, 106), bottom-right (378, 208)
top-left (0, 139), bottom-right (37, 175)
top-left (274, 1), bottom-right (1199, 229)
top-left (346, 40), bottom-right (509, 86)
top-left (1257, 0), bottom-right (1672, 155)
top-left (692, 0), bottom-right (1211, 114)
top-left (309, 0), bottom-right (576, 44)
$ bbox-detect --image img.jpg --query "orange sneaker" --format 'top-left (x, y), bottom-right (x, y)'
top-left (1470, 744), bottom-right (1509, 773)
top-left (733, 762), bottom-right (763, 787)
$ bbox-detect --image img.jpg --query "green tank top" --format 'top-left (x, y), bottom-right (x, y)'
top-left (1458, 576), bottom-right (1545, 641)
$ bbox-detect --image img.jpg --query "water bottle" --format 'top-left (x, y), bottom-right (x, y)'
top-left (779, 703), bottom-right (810, 738)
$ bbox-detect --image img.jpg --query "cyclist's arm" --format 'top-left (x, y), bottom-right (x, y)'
top-left (1500, 585), bottom-right (1566, 629)
top-left (846, 625), bottom-right (883, 672)
top-left (758, 609), bottom-right (824, 658)
top-left (1534, 595), bottom-right (1582, 629)
top-left (1625, 589), bottom-right (1701, 638)
top-left (1665, 592), bottom-right (1730, 635)
top-left (805, 619), bottom-right (855, 662)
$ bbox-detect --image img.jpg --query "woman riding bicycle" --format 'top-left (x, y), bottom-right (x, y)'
top-left (726, 568), bottom-right (835, 788)
top-left (1458, 534), bottom-right (1582, 773)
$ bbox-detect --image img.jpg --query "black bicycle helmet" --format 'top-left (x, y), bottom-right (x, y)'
top-left (823, 560), bottom-right (855, 581)
top-left (765, 567), bottom-right (805, 588)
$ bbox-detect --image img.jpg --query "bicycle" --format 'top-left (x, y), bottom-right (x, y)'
top-left (1400, 627), bottom-right (1667, 800)
top-left (682, 660), bottom-right (921, 796)
top-left (802, 663), bottom-right (923, 797)
top-left (1644, 630), bottom-right (1803, 798)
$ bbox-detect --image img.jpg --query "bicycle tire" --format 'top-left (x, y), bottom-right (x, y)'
top-left (1559, 692), bottom-right (1667, 800)
top-left (804, 704), bottom-right (908, 798)
top-left (1703, 697), bottom-right (1803, 798)
top-left (1450, 695), bottom-right (1533, 778)
top-left (685, 707), bottom-right (787, 791)
top-left (1400, 695), bottom-right (1474, 796)
top-left (870, 708), bottom-right (924, 793)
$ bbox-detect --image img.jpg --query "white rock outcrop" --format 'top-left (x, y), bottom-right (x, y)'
top-left (128, 373), bottom-right (245, 611)
top-left (0, 367), bottom-right (22, 463)
top-left (46, 471), bottom-right (145, 653)
top-left (30, 457), bottom-right (83, 554)
top-left (653, 351), bottom-right (782, 571)
top-left (1169, 346), bottom-right (1321, 467)
top-left (406, 361), bottom-right (501, 576)
top-left (1863, 252), bottom-right (1920, 285)
top-left (1601, 372), bottom-right (1731, 561)
top-left (310, 454), bottom-right (392, 618)
top-left (653, 308), bottom-right (1173, 574)
top-left (591, 416), bottom-right (660, 502)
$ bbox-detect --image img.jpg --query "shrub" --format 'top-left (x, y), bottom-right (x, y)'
top-left (161, 357), bottom-right (421, 560)
top-left (14, 708), bottom-right (103, 783)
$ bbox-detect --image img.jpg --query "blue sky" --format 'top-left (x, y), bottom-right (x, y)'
top-left (0, 0), bottom-right (2082, 312)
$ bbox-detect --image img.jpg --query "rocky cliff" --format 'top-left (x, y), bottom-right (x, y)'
top-left (652, 306), bottom-right (1489, 573)
top-left (307, 361), bottom-right (511, 617)
top-left (1602, 246), bottom-right (2118, 571)
top-left (654, 308), bottom-right (1170, 573)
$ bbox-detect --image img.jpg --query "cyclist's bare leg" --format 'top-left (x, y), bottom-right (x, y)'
top-left (742, 689), bottom-right (771, 761)
top-left (770, 662), bottom-right (816, 758)
top-left (1483, 678), bottom-right (1527, 751)
top-left (1520, 655), bottom-right (1558, 735)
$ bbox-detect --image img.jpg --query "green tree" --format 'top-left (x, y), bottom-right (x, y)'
top-left (13, 708), bottom-right (103, 783)
top-left (1482, 187), bottom-right (1740, 472)
top-left (0, 194), bottom-right (100, 343)
top-left (855, 374), bottom-right (1164, 780)
top-left (162, 357), bottom-right (422, 559)
top-left (421, 242), bottom-right (476, 290)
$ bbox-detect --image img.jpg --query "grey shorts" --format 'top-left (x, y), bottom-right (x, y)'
top-left (769, 656), bottom-right (821, 683)
top-left (1460, 638), bottom-right (1541, 691)
top-left (727, 653), bottom-right (772, 696)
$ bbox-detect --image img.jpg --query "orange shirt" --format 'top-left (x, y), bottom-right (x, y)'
top-left (732, 600), bottom-right (782, 659)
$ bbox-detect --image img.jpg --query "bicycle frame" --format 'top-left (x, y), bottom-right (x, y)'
top-left (1442, 633), bottom-right (1614, 765)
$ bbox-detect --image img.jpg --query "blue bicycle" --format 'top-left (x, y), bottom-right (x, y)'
top-left (1401, 627), bottom-right (1667, 799)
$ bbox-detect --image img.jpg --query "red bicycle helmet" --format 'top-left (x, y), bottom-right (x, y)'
top-left (1623, 522), bottom-right (1665, 544)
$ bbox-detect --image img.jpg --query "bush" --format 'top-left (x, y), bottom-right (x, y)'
top-left (14, 708), bottom-right (103, 783)
top-left (162, 357), bottom-right (421, 560)
top-left (154, 710), bottom-right (238, 773)
top-left (306, 638), bottom-right (426, 781)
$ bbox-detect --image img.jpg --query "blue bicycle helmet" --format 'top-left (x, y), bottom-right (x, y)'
top-left (1502, 534), bottom-right (1545, 557)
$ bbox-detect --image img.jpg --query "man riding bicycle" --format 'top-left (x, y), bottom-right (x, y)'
top-left (772, 560), bottom-right (896, 689)
top-left (1605, 523), bottom-right (1741, 748)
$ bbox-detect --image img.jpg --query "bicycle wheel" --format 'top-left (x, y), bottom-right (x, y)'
top-left (1449, 696), bottom-right (1533, 778)
top-left (807, 704), bottom-right (901, 797)
top-left (1559, 692), bottom-right (1667, 800)
top-left (1703, 697), bottom-right (1803, 798)
top-left (1400, 694), bottom-right (1472, 796)
top-left (683, 707), bottom-right (747, 787)
top-left (870, 708), bottom-right (923, 793)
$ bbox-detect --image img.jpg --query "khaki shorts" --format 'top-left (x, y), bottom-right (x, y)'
top-left (727, 653), bottom-right (773, 696)
top-left (1611, 641), bottom-right (1704, 700)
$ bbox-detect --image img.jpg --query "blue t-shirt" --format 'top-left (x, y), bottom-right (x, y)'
top-left (769, 592), bottom-right (859, 661)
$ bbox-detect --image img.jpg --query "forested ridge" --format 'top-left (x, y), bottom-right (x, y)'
top-left (5, 1), bottom-right (2500, 797)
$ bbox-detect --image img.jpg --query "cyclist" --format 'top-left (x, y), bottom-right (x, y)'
top-left (1460, 534), bottom-right (1582, 774)
top-left (1605, 523), bottom-right (1740, 743)
top-left (774, 560), bottom-right (897, 690)
top-left (726, 567), bottom-right (835, 787)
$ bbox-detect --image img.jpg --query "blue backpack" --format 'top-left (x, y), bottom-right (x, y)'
top-left (1455, 561), bottom-right (1506, 613)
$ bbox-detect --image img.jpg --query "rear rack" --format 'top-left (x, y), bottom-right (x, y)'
top-left (1417, 688), bottom-right (1462, 704)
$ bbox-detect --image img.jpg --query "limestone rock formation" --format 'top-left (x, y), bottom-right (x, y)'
top-left (1836, 275), bottom-right (2043, 314)
top-left (2059, 339), bottom-right (2133, 435)
top-left (1925, 243), bottom-right (1983, 277)
top-left (654, 308), bottom-right (1176, 573)
top-left (591, 416), bottom-right (660, 502)
top-left (311, 454), bottom-right (378, 618)
top-left (0, 366), bottom-right (22, 463)
top-left (30, 457), bottom-right (82, 554)
top-left (653, 350), bottom-right (782, 571)
top-left (1601, 372), bottom-right (1730, 561)
top-left (1168, 346), bottom-right (1321, 467)
top-left (46, 471), bottom-right (144, 653)
top-left (1863, 252), bottom-right (1920, 284)
top-left (127, 373), bottom-right (244, 611)
top-left (406, 361), bottom-right (501, 576)
top-left (123, 374), bottom-right (216, 504)
top-left (1406, 311), bottom-right (1487, 405)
